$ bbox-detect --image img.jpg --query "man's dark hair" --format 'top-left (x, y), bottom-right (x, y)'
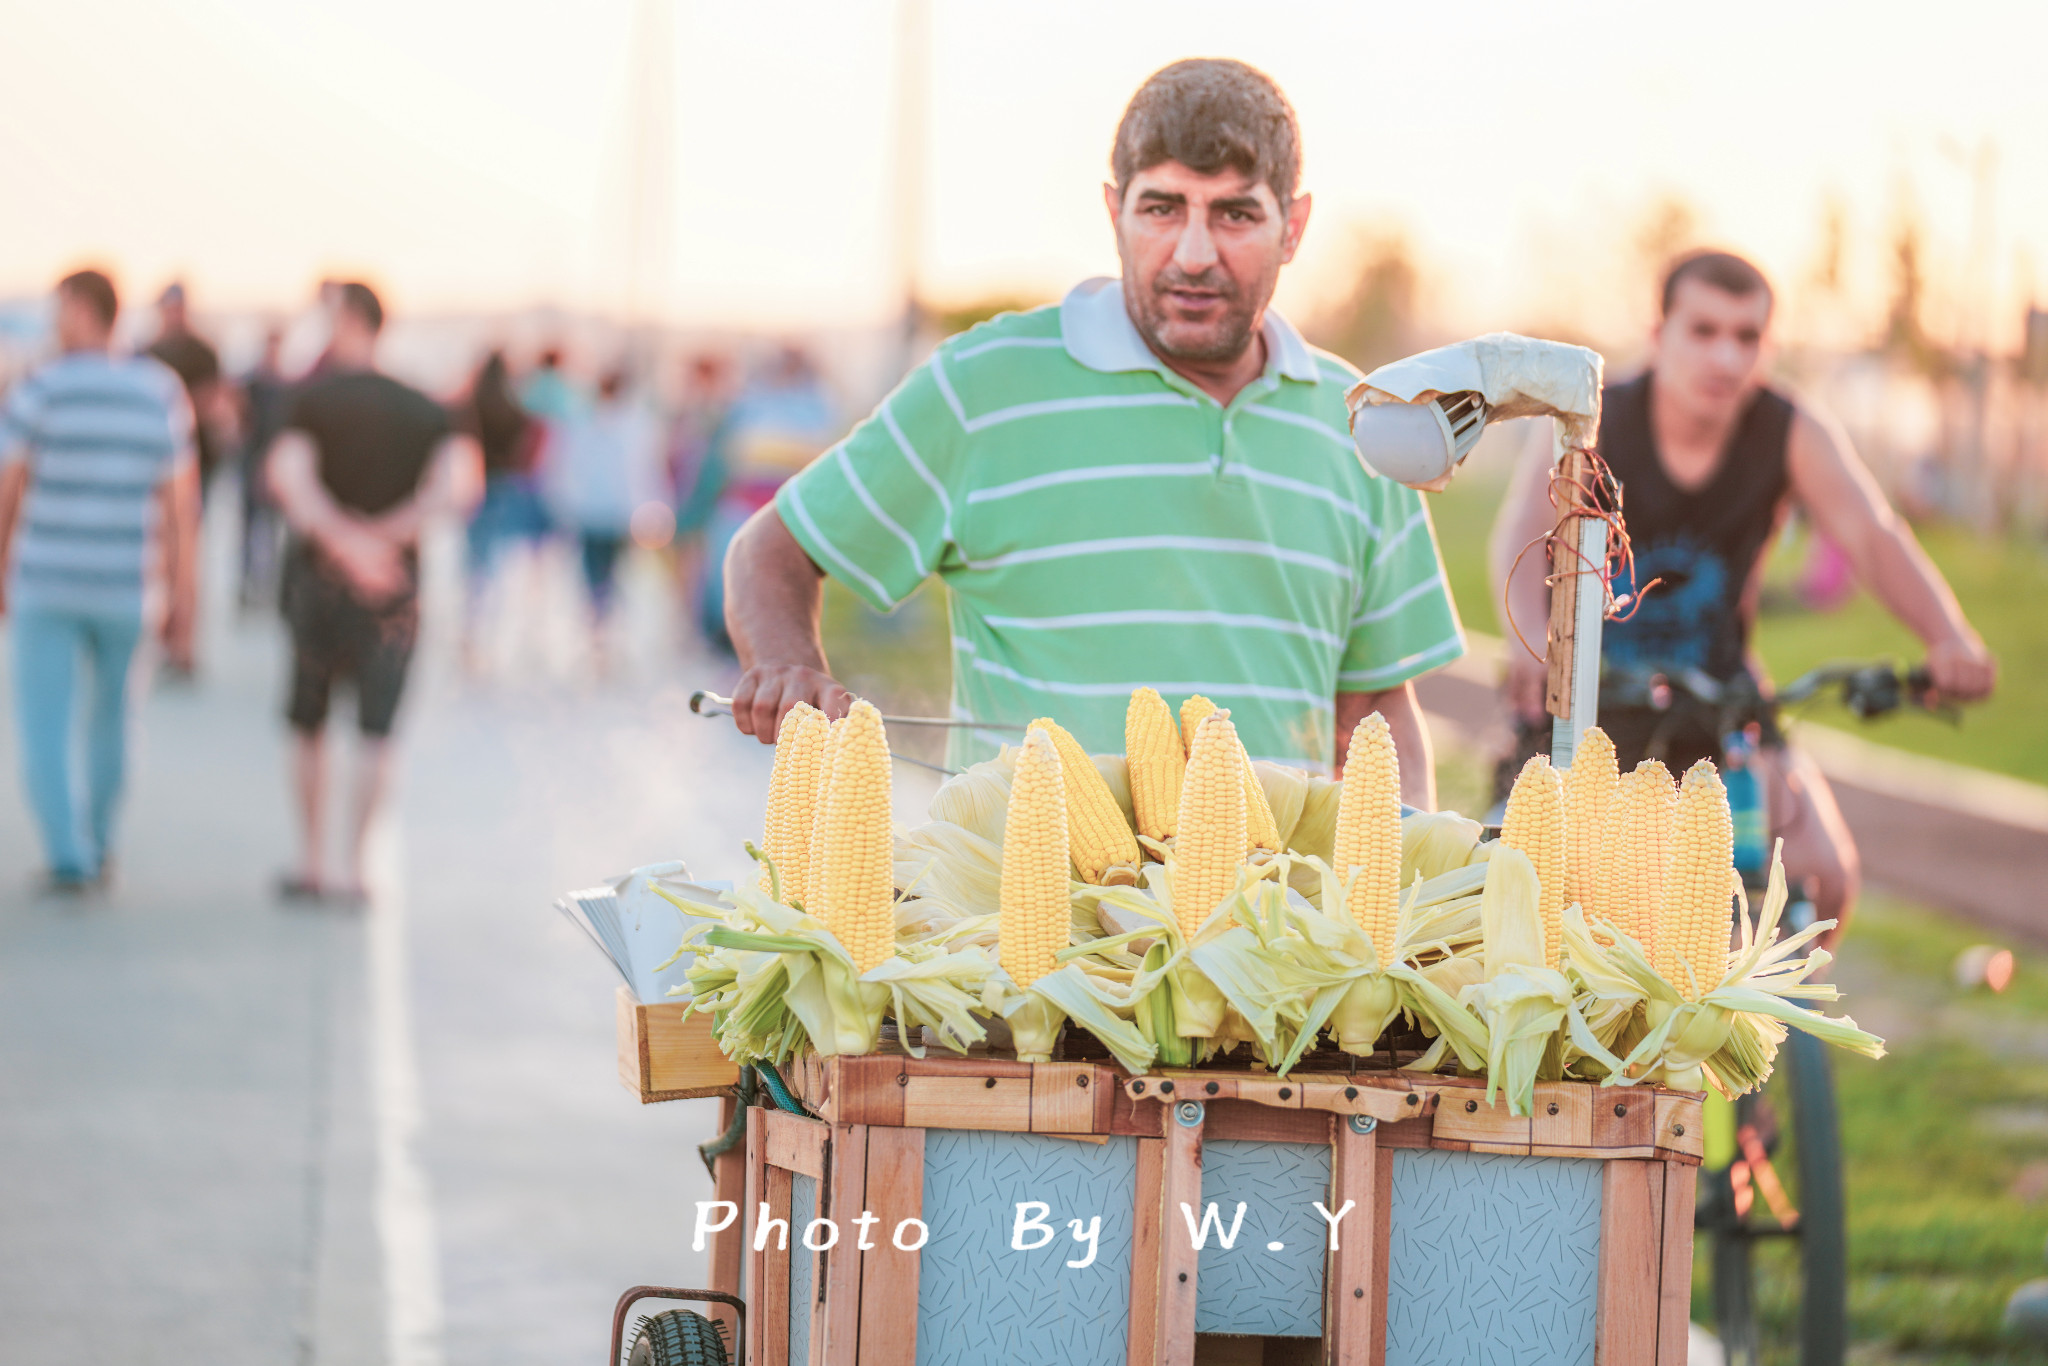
top-left (1112, 59), bottom-right (1301, 206)
top-left (1661, 250), bottom-right (1773, 317)
top-left (338, 281), bottom-right (385, 333)
top-left (58, 270), bottom-right (119, 329)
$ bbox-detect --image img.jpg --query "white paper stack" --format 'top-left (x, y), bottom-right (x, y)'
top-left (556, 859), bottom-right (733, 1004)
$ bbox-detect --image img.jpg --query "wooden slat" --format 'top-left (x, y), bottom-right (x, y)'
top-left (1592, 1092), bottom-right (1657, 1157)
top-left (743, 1107), bottom-right (768, 1366)
top-left (1110, 1085), bottom-right (1166, 1138)
top-left (1030, 1062), bottom-right (1098, 1133)
top-left (856, 1126), bottom-right (926, 1366)
top-left (1126, 1139), bottom-right (1165, 1365)
top-left (762, 1165), bottom-right (793, 1366)
top-left (764, 1108), bottom-right (829, 1180)
top-left (833, 1056), bottom-right (907, 1127)
top-left (1370, 1141), bottom-right (1393, 1366)
top-left (708, 1094), bottom-right (746, 1347)
top-left (615, 986), bottom-right (741, 1102)
top-left (1657, 1160), bottom-right (1699, 1365)
top-left (1653, 1092), bottom-right (1704, 1161)
top-left (903, 1074), bottom-right (1031, 1131)
top-left (1323, 1121), bottom-right (1382, 1365)
top-left (1431, 1091), bottom-right (1531, 1153)
top-left (1595, 1160), bottom-right (1661, 1366)
top-left (1157, 1105), bottom-right (1204, 1366)
top-left (1531, 1081), bottom-right (1594, 1149)
top-left (1374, 1116), bottom-right (1432, 1150)
top-left (1205, 1100), bottom-right (1333, 1145)
top-left (1298, 1080), bottom-right (1434, 1124)
top-left (818, 1125), bottom-right (869, 1366)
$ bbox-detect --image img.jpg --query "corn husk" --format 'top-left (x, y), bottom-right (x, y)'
top-left (1458, 845), bottom-right (1575, 1114)
top-left (1401, 810), bottom-right (1484, 885)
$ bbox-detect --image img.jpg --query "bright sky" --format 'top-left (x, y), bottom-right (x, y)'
top-left (4, 0), bottom-right (2045, 350)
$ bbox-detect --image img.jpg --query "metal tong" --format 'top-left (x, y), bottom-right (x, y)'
top-left (688, 690), bottom-right (1027, 776)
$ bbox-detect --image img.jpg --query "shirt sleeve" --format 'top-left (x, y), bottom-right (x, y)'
top-left (0, 375), bottom-right (44, 465)
top-left (774, 352), bottom-right (963, 613)
top-left (1338, 480), bottom-right (1466, 691)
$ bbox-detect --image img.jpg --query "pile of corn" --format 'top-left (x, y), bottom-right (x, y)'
top-left (661, 693), bottom-right (1881, 1112)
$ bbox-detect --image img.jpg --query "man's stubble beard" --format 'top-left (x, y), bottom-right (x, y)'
top-left (1127, 267), bottom-right (1262, 366)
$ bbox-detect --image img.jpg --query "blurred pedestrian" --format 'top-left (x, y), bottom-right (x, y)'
top-left (550, 367), bottom-right (658, 670)
top-left (147, 282), bottom-right (232, 502)
top-left (455, 349), bottom-right (545, 667)
top-left (0, 269), bottom-right (200, 893)
top-left (667, 352), bottom-right (733, 641)
top-left (266, 283), bottom-right (481, 902)
top-left (236, 326), bottom-right (292, 609)
top-left (699, 345), bottom-right (837, 650)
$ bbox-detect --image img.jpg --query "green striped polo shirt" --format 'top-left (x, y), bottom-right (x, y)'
top-left (776, 277), bottom-right (1464, 770)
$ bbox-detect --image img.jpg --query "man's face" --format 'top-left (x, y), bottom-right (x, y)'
top-left (1106, 161), bottom-right (1310, 366)
top-left (1651, 278), bottom-right (1772, 417)
top-left (54, 290), bottom-right (107, 351)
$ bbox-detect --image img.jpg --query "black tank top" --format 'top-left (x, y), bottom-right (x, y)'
top-left (1598, 372), bottom-right (1795, 682)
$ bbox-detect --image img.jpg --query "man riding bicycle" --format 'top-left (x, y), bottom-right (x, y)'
top-left (1489, 249), bottom-right (1997, 940)
top-left (720, 60), bottom-right (1464, 805)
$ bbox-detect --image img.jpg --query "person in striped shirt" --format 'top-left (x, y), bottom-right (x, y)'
top-left (722, 59), bottom-right (1463, 802)
top-left (0, 269), bottom-right (200, 891)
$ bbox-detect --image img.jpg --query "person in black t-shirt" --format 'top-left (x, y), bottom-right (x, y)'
top-left (265, 283), bottom-right (482, 903)
top-left (1488, 251), bottom-right (1995, 942)
top-left (148, 283), bottom-right (229, 494)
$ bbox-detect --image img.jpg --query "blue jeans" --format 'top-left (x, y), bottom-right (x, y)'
top-left (10, 606), bottom-right (143, 878)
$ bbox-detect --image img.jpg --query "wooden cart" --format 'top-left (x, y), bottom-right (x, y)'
top-left (620, 989), bottom-right (1703, 1365)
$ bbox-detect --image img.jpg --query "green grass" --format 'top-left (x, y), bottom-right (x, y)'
top-left (1688, 892), bottom-right (2048, 1361)
top-left (1425, 472), bottom-right (2048, 787)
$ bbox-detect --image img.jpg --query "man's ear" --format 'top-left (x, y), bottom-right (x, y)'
top-left (1281, 191), bottom-right (1312, 264)
top-left (1103, 181), bottom-right (1123, 226)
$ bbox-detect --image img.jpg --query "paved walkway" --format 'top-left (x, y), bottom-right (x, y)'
top-left (0, 532), bottom-right (806, 1365)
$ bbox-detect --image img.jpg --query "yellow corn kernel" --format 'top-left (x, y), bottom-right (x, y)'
top-left (1124, 687), bottom-right (1185, 842)
top-left (1028, 717), bottom-right (1139, 883)
top-left (1660, 760), bottom-right (1733, 997)
top-left (815, 701), bottom-right (896, 973)
top-left (1174, 711), bottom-right (1247, 943)
top-left (758, 701), bottom-right (829, 901)
top-left (1177, 692), bottom-right (1277, 853)
top-left (1499, 755), bottom-right (1568, 968)
top-left (1000, 727), bottom-right (1069, 990)
top-left (1608, 760), bottom-right (1674, 956)
top-left (1562, 727), bottom-right (1619, 925)
top-left (1332, 712), bottom-right (1402, 959)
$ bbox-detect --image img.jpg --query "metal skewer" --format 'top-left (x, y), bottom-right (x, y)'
top-left (688, 690), bottom-right (1025, 732)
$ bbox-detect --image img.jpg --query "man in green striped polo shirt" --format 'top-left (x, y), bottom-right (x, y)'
top-left (723, 58), bottom-right (1462, 804)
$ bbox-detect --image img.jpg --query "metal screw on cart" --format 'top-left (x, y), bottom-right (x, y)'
top-left (1465, 1100), bottom-right (1478, 1113)
top-left (1547, 1103), bottom-right (1560, 1116)
top-left (1076, 1074), bottom-right (1089, 1088)
top-left (1614, 1103), bottom-right (1628, 1117)
top-left (1160, 1081), bottom-right (1175, 1094)
top-left (896, 1074), bottom-right (907, 1087)
top-left (1176, 1101), bottom-right (1204, 1128)
top-left (984, 1077), bottom-right (996, 1089)
top-left (1132, 1080), bottom-right (1147, 1095)
top-left (1344, 1086), bottom-right (1358, 1101)
top-left (1349, 1115), bottom-right (1377, 1135)
top-left (1205, 1081), bottom-right (1219, 1095)
top-left (1674, 1123), bottom-right (1685, 1136)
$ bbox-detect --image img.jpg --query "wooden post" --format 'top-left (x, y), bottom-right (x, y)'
top-left (1657, 1160), bottom-right (1700, 1364)
top-left (817, 1124), bottom-right (870, 1365)
top-left (708, 1092), bottom-right (746, 1347)
top-left (1545, 426), bottom-right (1609, 770)
top-left (1324, 1118), bottom-right (1388, 1365)
top-left (1126, 1139), bottom-right (1166, 1365)
top-left (1158, 1104), bottom-right (1205, 1365)
top-left (1595, 1159), bottom-right (1662, 1365)
top-left (856, 1126), bottom-right (926, 1365)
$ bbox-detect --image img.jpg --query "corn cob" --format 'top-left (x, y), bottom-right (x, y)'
top-left (1606, 759), bottom-right (1674, 955)
top-left (803, 717), bottom-right (846, 912)
top-left (1125, 687), bottom-right (1185, 842)
top-left (1173, 711), bottom-right (1247, 943)
top-left (815, 701), bottom-right (896, 973)
top-left (1027, 717), bottom-right (1139, 882)
top-left (758, 702), bottom-right (828, 901)
top-left (1177, 693), bottom-right (1279, 853)
top-left (1000, 727), bottom-right (1069, 990)
top-left (1500, 755), bottom-right (1568, 968)
top-left (1332, 712), bottom-right (1402, 957)
top-left (1660, 759), bottom-right (1734, 997)
top-left (1562, 726), bottom-right (1619, 925)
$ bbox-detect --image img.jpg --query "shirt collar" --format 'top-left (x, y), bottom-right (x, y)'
top-left (1059, 276), bottom-right (1320, 386)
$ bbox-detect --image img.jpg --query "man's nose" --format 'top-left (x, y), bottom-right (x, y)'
top-left (1173, 214), bottom-right (1220, 275)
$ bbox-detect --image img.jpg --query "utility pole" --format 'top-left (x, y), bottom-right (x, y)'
top-left (891, 0), bottom-right (930, 379)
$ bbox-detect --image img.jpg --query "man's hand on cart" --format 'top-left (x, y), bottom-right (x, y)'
top-left (728, 663), bottom-right (852, 743)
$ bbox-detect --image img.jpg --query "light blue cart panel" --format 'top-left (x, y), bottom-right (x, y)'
top-left (1384, 1151), bottom-right (1603, 1366)
top-left (790, 1172), bottom-right (818, 1365)
top-left (1193, 1139), bottom-right (1331, 1337)
top-left (914, 1130), bottom-right (1138, 1366)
